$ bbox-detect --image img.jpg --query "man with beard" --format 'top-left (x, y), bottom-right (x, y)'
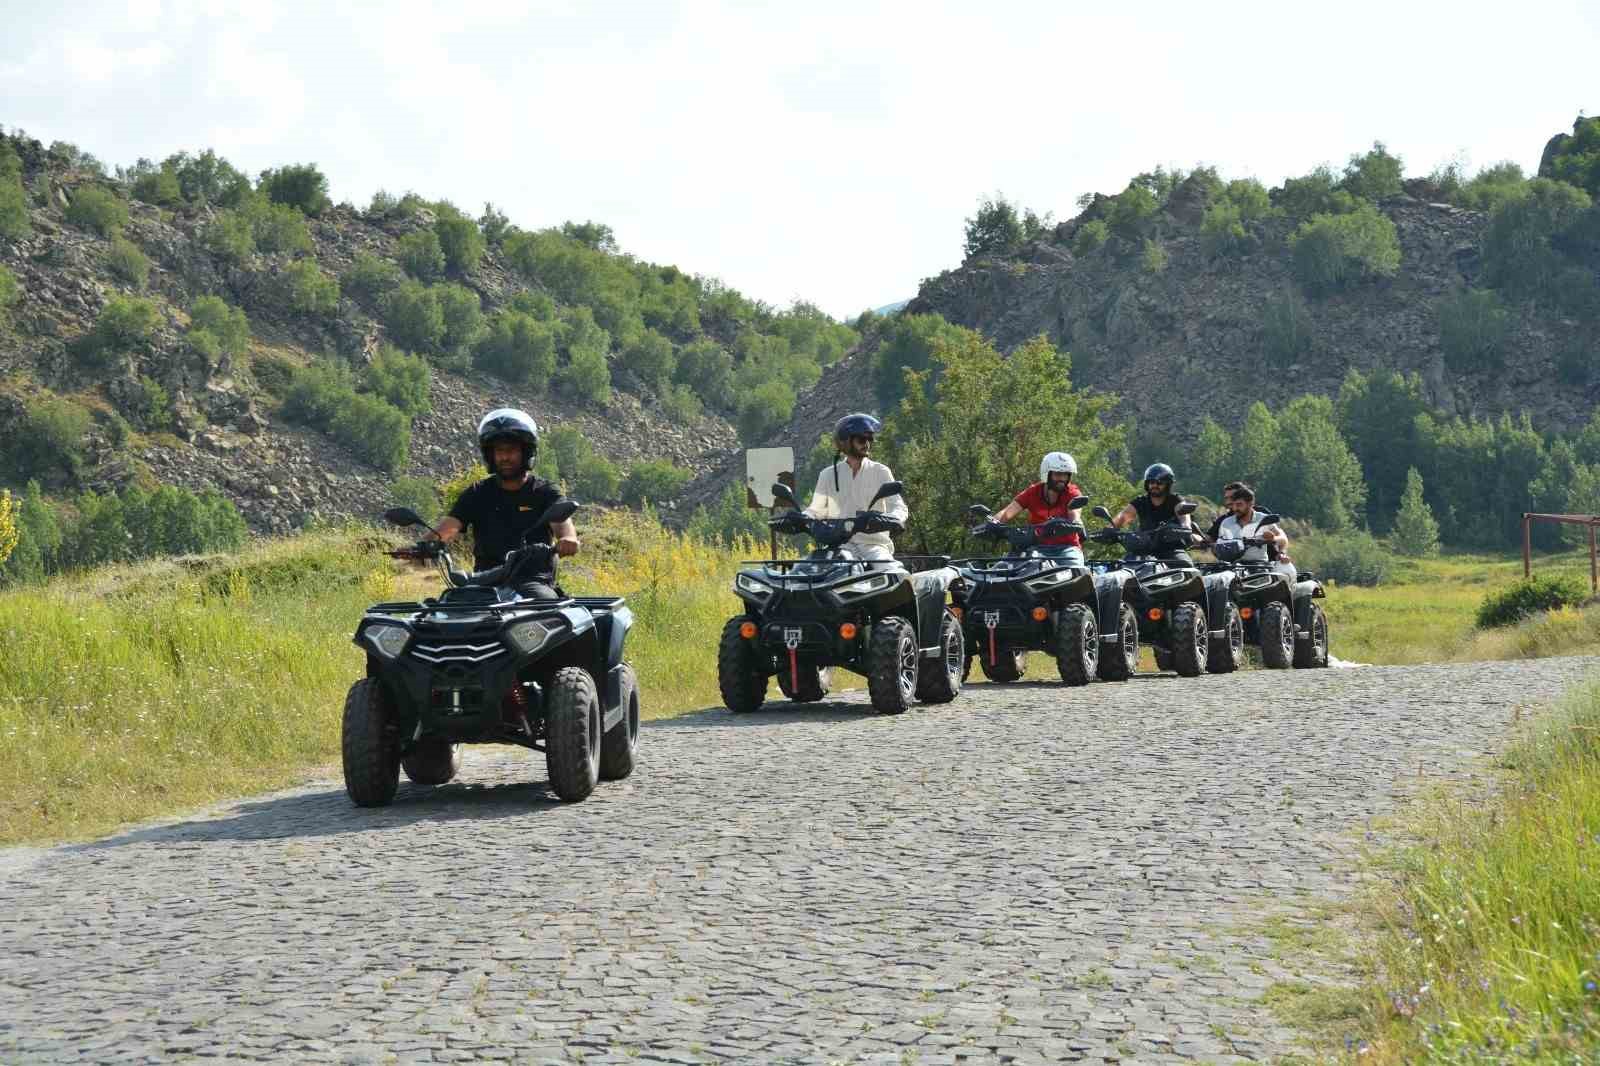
top-left (803, 412), bottom-right (907, 563)
top-left (430, 408), bottom-right (579, 598)
top-left (990, 451), bottom-right (1086, 562)
top-left (1110, 462), bottom-right (1194, 535)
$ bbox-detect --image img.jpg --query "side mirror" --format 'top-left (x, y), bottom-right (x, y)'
top-left (383, 506), bottom-right (427, 529)
top-left (1091, 505), bottom-right (1113, 522)
top-left (967, 503), bottom-right (992, 519)
top-left (1175, 499), bottom-right (1197, 516)
top-left (528, 498), bottom-right (580, 537)
top-left (872, 480), bottom-right (904, 503)
top-left (771, 482), bottom-right (800, 510)
top-left (1067, 495), bottom-right (1089, 510)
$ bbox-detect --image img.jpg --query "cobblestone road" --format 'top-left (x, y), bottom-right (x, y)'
top-left (3, 657), bottom-right (1595, 1065)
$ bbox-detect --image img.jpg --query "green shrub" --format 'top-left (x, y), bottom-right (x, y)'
top-left (673, 338), bottom-right (733, 409)
top-left (258, 163), bottom-right (330, 217)
top-left (382, 280), bottom-right (444, 352)
top-left (570, 453), bottom-right (620, 500)
top-left (280, 260), bottom-right (338, 315)
top-left (4, 397), bottom-right (92, 483)
top-left (387, 476), bottom-right (440, 520)
top-left (77, 295), bottom-right (161, 368)
top-left (189, 295), bottom-right (251, 357)
top-left (1106, 183), bottom-right (1157, 238)
top-left (1289, 202), bottom-right (1401, 294)
top-left (736, 379), bottom-right (795, 445)
top-left (479, 202), bottom-right (511, 245)
top-left (246, 200), bottom-right (312, 255)
top-left (204, 210), bottom-right (255, 262)
top-left (1223, 178), bottom-right (1272, 220)
top-left (55, 484), bottom-right (247, 570)
top-left (0, 142), bottom-right (29, 239)
top-left (1200, 201), bottom-right (1247, 257)
top-left (560, 340), bottom-right (612, 405)
top-left (64, 186), bottom-right (128, 236)
top-left (1390, 467), bottom-right (1439, 557)
top-left (249, 352), bottom-right (296, 398)
top-left (660, 383), bottom-right (701, 423)
top-left (104, 236), bottom-right (150, 288)
top-left (130, 164), bottom-right (180, 206)
top-left (1456, 161), bottom-right (1527, 213)
top-left (396, 229), bottom-right (444, 281)
top-left (474, 311), bottom-right (556, 385)
top-left (686, 481), bottom-right (768, 547)
top-left (1296, 531), bottom-right (1393, 587)
top-left (963, 195), bottom-right (1026, 258)
top-left (132, 375), bottom-right (172, 430)
top-left (340, 253), bottom-right (403, 305)
top-left (1140, 239), bottom-right (1169, 273)
top-left (281, 360), bottom-right (357, 425)
top-left (1262, 289), bottom-right (1314, 366)
top-left (1276, 165), bottom-right (1360, 221)
top-left (1340, 141), bottom-right (1405, 201)
top-left (620, 459), bottom-right (692, 506)
top-left (362, 345), bottom-right (430, 416)
top-left (165, 149), bottom-right (249, 206)
top-left (1476, 574), bottom-right (1589, 628)
top-left (544, 426), bottom-right (590, 480)
top-left (330, 391), bottom-right (409, 472)
top-left (1543, 116), bottom-right (1600, 197)
top-left (433, 202), bottom-right (485, 274)
top-left (1439, 288), bottom-right (1510, 371)
top-left (434, 282), bottom-right (483, 359)
top-left (1482, 178), bottom-right (1593, 303)
top-left (621, 328), bottom-right (675, 390)
top-left (0, 264), bottom-right (18, 327)
top-left (1072, 219), bottom-right (1108, 255)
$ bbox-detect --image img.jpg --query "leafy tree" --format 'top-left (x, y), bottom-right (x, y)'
top-left (1263, 395), bottom-right (1367, 530)
top-left (64, 185), bottom-right (128, 236)
top-left (479, 202), bottom-right (511, 246)
top-left (1234, 401), bottom-right (1281, 490)
top-left (203, 210), bottom-right (254, 261)
top-left (362, 345), bottom-right (430, 416)
top-left (559, 338), bottom-right (611, 405)
top-left (189, 295), bottom-right (250, 357)
top-left (105, 236), bottom-right (150, 288)
top-left (736, 380), bottom-right (794, 445)
top-left (474, 311), bottom-right (556, 385)
top-left (433, 282), bottom-right (483, 360)
top-left (1072, 219), bottom-right (1108, 255)
top-left (246, 199), bottom-right (312, 255)
top-left (1542, 116), bottom-right (1600, 197)
top-left (330, 392), bottom-right (409, 471)
top-left (1438, 288), bottom-right (1511, 371)
top-left (1391, 467), bottom-right (1439, 556)
top-left (396, 228), bottom-right (445, 281)
top-left (130, 162), bottom-right (180, 206)
top-left (1200, 201), bottom-right (1248, 257)
top-left (1340, 141), bottom-right (1405, 201)
top-left (543, 426), bottom-right (590, 481)
top-left (0, 141), bottom-right (30, 239)
top-left (871, 312), bottom-right (968, 413)
top-left (0, 488), bottom-right (17, 568)
top-left (1187, 417), bottom-right (1234, 499)
top-left (77, 296), bottom-right (161, 369)
top-left (1289, 202), bottom-right (1401, 295)
top-left (340, 253), bottom-right (404, 305)
top-left (1455, 161), bottom-right (1527, 213)
top-left (130, 374), bottom-right (171, 429)
top-left (1276, 165), bottom-right (1359, 221)
top-left (1336, 368), bottom-right (1428, 529)
top-left (280, 259), bottom-right (338, 315)
top-left (560, 220), bottom-right (616, 251)
top-left (674, 338), bottom-right (733, 408)
top-left (382, 280), bottom-right (445, 352)
top-left (1261, 288), bottom-right (1314, 366)
top-left (165, 149), bottom-right (248, 206)
top-left (1481, 178), bottom-right (1593, 305)
top-left (0, 264), bottom-right (18, 327)
top-left (0, 481), bottom-right (59, 583)
top-left (5, 397), bottom-right (92, 483)
top-left (685, 482), bottom-right (767, 548)
top-left (963, 195), bottom-right (1026, 259)
top-left (433, 201), bottom-right (485, 274)
top-left (1140, 239), bottom-right (1169, 273)
top-left (620, 328), bottom-right (675, 391)
top-left (1106, 183), bottom-right (1158, 238)
top-left (620, 460), bottom-right (692, 506)
top-left (1223, 178), bottom-right (1272, 220)
top-left (258, 163), bottom-right (330, 216)
top-left (660, 384), bottom-right (701, 423)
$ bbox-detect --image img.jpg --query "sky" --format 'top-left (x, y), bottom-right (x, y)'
top-left (2, 1), bottom-right (1598, 320)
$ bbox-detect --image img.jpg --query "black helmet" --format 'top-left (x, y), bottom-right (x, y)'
top-left (833, 412), bottom-right (882, 446)
top-left (1142, 462), bottom-right (1175, 491)
top-left (477, 408), bottom-right (539, 475)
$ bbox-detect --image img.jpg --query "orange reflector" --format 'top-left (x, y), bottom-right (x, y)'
top-left (1031, 606), bottom-right (1049, 622)
top-left (1147, 607), bottom-right (1164, 621)
top-left (1239, 607), bottom-right (1254, 620)
top-left (739, 621), bottom-right (757, 639)
top-left (950, 607), bottom-right (963, 621)
top-left (840, 622), bottom-right (858, 640)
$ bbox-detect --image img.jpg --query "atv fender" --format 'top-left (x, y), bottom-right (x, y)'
top-left (603, 662), bottom-right (630, 732)
top-left (1093, 570), bottom-right (1135, 640)
top-left (910, 567), bottom-right (956, 649)
top-left (1203, 571), bottom-right (1236, 637)
top-left (1292, 579), bottom-right (1325, 630)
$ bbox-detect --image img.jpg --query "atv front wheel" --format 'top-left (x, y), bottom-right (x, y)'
top-left (1293, 604), bottom-right (1330, 669)
top-left (1207, 601), bottom-right (1245, 675)
top-left (717, 617), bottom-right (767, 714)
top-left (545, 667), bottom-right (601, 802)
top-left (977, 646), bottom-right (1026, 683)
top-left (1055, 604), bottom-right (1099, 686)
top-left (1097, 603), bottom-right (1139, 682)
top-left (1169, 603), bottom-right (1208, 678)
top-left (915, 609), bottom-right (964, 704)
top-left (600, 663), bottom-right (640, 781)
top-left (867, 616), bottom-right (918, 715)
top-left (402, 739), bottom-right (462, 786)
top-left (342, 678), bottom-right (400, 807)
top-left (778, 663), bottom-right (832, 703)
top-left (1260, 602), bottom-right (1294, 669)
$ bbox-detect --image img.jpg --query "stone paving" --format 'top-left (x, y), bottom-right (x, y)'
top-left (2, 657), bottom-right (1595, 1065)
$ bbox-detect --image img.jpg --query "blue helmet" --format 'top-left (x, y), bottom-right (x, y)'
top-left (833, 412), bottom-right (882, 446)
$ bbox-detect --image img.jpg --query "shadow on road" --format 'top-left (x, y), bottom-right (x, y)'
top-left (645, 696), bottom-right (918, 729)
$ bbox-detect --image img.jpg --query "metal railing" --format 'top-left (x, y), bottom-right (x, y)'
top-left (1520, 512), bottom-right (1600, 592)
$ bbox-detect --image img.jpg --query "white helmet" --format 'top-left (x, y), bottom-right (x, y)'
top-left (1039, 451), bottom-right (1078, 483)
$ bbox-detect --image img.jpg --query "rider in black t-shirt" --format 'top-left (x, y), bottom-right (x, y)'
top-left (1110, 463), bottom-right (1193, 534)
top-left (430, 409), bottom-right (580, 595)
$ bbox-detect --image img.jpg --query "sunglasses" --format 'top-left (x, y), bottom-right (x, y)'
top-left (850, 434), bottom-right (875, 444)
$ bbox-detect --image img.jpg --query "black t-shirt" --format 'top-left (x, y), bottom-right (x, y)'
top-left (1131, 493), bottom-right (1181, 532)
top-left (449, 476), bottom-right (562, 571)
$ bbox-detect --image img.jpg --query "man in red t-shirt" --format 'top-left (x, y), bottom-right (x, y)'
top-left (992, 452), bottom-right (1085, 558)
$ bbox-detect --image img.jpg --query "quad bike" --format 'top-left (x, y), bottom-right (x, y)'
top-left (951, 498), bottom-right (1102, 686)
top-left (342, 499), bottom-right (640, 807)
top-left (1199, 512), bottom-right (1330, 671)
top-left (1085, 501), bottom-right (1211, 678)
top-left (718, 480), bottom-right (963, 715)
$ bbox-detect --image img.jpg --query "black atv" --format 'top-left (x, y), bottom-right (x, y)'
top-left (1086, 501), bottom-right (1210, 677)
top-left (343, 500), bottom-right (640, 807)
top-left (952, 499), bottom-right (1101, 686)
top-left (1200, 512), bottom-right (1330, 671)
top-left (718, 480), bottom-right (963, 715)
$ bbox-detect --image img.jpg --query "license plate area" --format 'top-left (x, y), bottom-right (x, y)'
top-left (430, 687), bottom-right (485, 715)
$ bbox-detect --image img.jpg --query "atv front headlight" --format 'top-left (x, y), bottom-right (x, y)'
top-left (1025, 568), bottom-right (1074, 592)
top-left (505, 619), bottom-right (554, 655)
top-left (1142, 572), bottom-right (1187, 590)
top-left (364, 622), bottom-right (410, 659)
top-left (836, 573), bottom-right (895, 598)
top-left (735, 573), bottom-right (772, 599)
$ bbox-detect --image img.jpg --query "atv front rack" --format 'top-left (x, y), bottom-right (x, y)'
top-left (742, 554), bottom-right (951, 573)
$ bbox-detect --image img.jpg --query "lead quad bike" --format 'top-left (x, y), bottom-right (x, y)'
top-left (1199, 512), bottom-right (1330, 671)
top-left (952, 498), bottom-right (1102, 686)
top-left (343, 499), bottom-right (640, 807)
top-left (1085, 501), bottom-right (1211, 677)
top-left (717, 479), bottom-right (964, 715)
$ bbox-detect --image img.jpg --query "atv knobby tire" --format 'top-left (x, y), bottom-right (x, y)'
top-left (1293, 603), bottom-right (1330, 669)
top-left (401, 739), bottom-right (461, 786)
top-left (1097, 602), bottom-right (1138, 682)
top-left (778, 663), bottom-right (832, 703)
top-left (1169, 602), bottom-right (1208, 678)
top-left (1207, 601), bottom-right (1245, 675)
top-left (1055, 604), bottom-right (1099, 686)
top-left (915, 609), bottom-right (964, 704)
top-left (977, 646), bottom-right (1027, 683)
top-left (1260, 602), bottom-right (1294, 669)
top-left (545, 667), bottom-right (601, 802)
top-left (717, 617), bottom-right (767, 714)
top-left (600, 663), bottom-right (640, 781)
top-left (867, 616), bottom-right (917, 715)
top-left (342, 678), bottom-right (400, 807)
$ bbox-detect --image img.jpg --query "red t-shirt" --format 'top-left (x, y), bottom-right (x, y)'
top-left (1013, 481), bottom-right (1083, 546)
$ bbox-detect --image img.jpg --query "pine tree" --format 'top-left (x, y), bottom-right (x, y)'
top-left (1392, 467), bottom-right (1440, 556)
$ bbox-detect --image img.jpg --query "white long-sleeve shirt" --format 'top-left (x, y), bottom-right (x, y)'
top-left (804, 456), bottom-right (908, 559)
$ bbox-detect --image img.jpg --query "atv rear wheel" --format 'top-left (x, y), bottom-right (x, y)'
top-left (977, 645), bottom-right (1026, 683)
top-left (342, 678), bottom-right (400, 807)
top-left (600, 663), bottom-right (640, 781)
top-left (545, 667), bottom-right (601, 802)
top-left (1169, 603), bottom-right (1208, 678)
top-left (1055, 604), bottom-right (1099, 686)
top-left (1293, 604), bottom-right (1330, 669)
top-left (1097, 603), bottom-right (1138, 681)
top-left (1260, 602), bottom-right (1294, 669)
top-left (717, 616), bottom-right (767, 713)
top-left (401, 739), bottom-right (461, 786)
top-left (867, 616), bottom-right (917, 715)
top-left (915, 609), bottom-right (964, 704)
top-left (1207, 601), bottom-right (1245, 674)
top-left (778, 663), bottom-right (832, 703)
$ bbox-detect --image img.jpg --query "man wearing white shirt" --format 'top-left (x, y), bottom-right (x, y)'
top-left (1214, 483), bottom-right (1296, 582)
top-left (803, 412), bottom-right (907, 563)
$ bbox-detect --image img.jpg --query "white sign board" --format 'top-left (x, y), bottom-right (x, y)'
top-left (745, 447), bottom-right (796, 508)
